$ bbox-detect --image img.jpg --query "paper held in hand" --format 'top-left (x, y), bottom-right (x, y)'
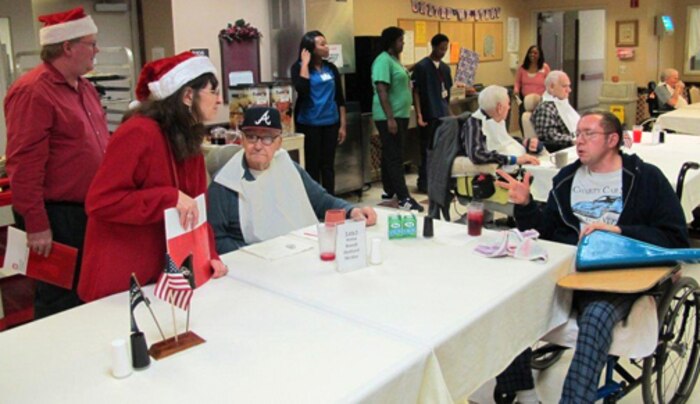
top-left (335, 220), bottom-right (367, 273)
top-left (3, 226), bottom-right (78, 289)
top-left (164, 194), bottom-right (212, 288)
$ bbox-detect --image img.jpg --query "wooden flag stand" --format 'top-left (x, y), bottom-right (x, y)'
top-left (149, 331), bottom-right (205, 360)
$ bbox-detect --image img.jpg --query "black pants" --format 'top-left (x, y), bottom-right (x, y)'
top-left (376, 118), bottom-right (410, 200)
top-left (298, 122), bottom-right (340, 195)
top-left (417, 119), bottom-right (441, 192)
top-left (13, 202), bottom-right (86, 319)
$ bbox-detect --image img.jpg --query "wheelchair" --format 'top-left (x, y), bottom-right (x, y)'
top-left (528, 161), bottom-right (700, 404)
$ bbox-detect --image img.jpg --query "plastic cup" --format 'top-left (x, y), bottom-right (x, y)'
top-left (317, 223), bottom-right (337, 261)
top-left (467, 202), bottom-right (484, 237)
top-left (633, 125), bottom-right (643, 143)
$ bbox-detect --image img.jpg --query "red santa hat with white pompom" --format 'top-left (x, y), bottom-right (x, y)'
top-left (133, 51), bottom-right (216, 106)
top-left (38, 7), bottom-right (98, 46)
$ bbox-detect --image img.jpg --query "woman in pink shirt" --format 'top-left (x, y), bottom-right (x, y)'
top-left (514, 45), bottom-right (550, 130)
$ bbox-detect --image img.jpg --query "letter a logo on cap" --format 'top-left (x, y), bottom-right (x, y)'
top-left (254, 110), bottom-right (272, 126)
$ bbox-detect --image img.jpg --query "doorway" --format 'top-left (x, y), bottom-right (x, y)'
top-left (537, 9), bottom-right (606, 110)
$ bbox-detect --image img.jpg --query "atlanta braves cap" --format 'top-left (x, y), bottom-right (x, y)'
top-left (241, 107), bottom-right (282, 132)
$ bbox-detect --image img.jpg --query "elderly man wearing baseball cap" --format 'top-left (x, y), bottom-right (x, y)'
top-left (4, 7), bottom-right (109, 318)
top-left (208, 107), bottom-right (377, 254)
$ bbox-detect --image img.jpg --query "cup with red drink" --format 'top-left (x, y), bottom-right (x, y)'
top-left (317, 223), bottom-right (337, 261)
top-left (468, 201), bottom-right (484, 237)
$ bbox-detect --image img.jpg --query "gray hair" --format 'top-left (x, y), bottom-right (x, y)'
top-left (545, 70), bottom-right (568, 89)
top-left (478, 85), bottom-right (509, 113)
top-left (661, 68), bottom-right (678, 82)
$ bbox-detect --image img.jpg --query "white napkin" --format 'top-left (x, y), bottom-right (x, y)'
top-left (474, 229), bottom-right (548, 262)
top-left (242, 235), bottom-right (315, 261)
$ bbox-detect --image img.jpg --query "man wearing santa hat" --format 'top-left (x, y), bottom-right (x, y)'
top-left (3, 7), bottom-right (109, 318)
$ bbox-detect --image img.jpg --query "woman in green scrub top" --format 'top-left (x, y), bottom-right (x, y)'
top-left (372, 26), bottom-right (423, 212)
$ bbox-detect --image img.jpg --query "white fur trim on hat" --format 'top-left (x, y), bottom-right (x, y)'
top-left (39, 16), bottom-right (98, 46)
top-left (147, 56), bottom-right (217, 100)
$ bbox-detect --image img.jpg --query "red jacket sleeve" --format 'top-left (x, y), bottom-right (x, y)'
top-left (86, 121), bottom-right (179, 224)
top-left (5, 86), bottom-right (53, 232)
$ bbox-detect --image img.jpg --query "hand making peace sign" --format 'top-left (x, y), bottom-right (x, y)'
top-left (495, 169), bottom-right (532, 205)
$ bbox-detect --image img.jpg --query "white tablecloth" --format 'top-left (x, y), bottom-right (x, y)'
top-left (222, 210), bottom-right (576, 401)
top-left (527, 134), bottom-right (700, 222)
top-left (655, 105), bottom-right (700, 135)
top-left (0, 279), bottom-right (433, 403)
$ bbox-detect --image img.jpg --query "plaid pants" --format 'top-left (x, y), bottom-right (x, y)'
top-left (560, 292), bottom-right (637, 403)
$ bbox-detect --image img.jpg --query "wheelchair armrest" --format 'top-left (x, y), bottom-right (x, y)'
top-left (557, 265), bottom-right (678, 294)
top-left (451, 156), bottom-right (498, 177)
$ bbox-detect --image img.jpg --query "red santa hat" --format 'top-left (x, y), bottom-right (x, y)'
top-left (38, 7), bottom-right (98, 46)
top-left (135, 51), bottom-right (217, 102)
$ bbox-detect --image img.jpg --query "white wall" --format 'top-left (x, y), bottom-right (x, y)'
top-left (171, 0), bottom-right (272, 124)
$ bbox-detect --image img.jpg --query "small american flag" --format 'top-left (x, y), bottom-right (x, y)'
top-left (154, 254), bottom-right (195, 310)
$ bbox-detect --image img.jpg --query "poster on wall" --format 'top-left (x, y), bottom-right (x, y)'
top-left (402, 30), bottom-right (416, 65)
top-left (507, 18), bottom-right (519, 53)
top-left (328, 44), bottom-right (344, 68)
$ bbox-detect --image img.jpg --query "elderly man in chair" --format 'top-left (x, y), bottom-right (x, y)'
top-left (493, 111), bottom-right (688, 403)
top-left (656, 68), bottom-right (688, 111)
top-left (460, 85), bottom-right (541, 169)
top-left (532, 70), bottom-right (579, 153)
top-left (208, 107), bottom-right (377, 254)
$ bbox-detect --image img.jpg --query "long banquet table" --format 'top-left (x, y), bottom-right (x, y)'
top-left (221, 209), bottom-right (576, 401)
top-left (0, 278), bottom-right (435, 403)
top-left (655, 103), bottom-right (700, 135)
top-left (527, 134), bottom-right (700, 223)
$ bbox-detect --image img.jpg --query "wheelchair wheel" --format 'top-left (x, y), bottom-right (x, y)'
top-left (642, 277), bottom-right (700, 403)
top-left (531, 342), bottom-right (566, 370)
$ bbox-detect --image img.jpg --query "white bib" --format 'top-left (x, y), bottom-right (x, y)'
top-left (473, 109), bottom-right (525, 171)
top-left (542, 92), bottom-right (580, 134)
top-left (214, 149), bottom-right (318, 244)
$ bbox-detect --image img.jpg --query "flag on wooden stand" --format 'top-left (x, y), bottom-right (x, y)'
top-left (154, 254), bottom-right (195, 310)
top-left (129, 275), bottom-right (149, 333)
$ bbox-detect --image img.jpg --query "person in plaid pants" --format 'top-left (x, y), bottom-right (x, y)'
top-left (495, 110), bottom-right (688, 403)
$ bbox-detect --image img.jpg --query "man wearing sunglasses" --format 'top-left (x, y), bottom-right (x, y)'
top-left (493, 111), bottom-right (687, 403)
top-left (208, 107), bottom-right (377, 254)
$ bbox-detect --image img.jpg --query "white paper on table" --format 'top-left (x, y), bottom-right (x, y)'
top-left (402, 31), bottom-right (415, 65)
top-left (164, 194), bottom-right (207, 239)
top-left (242, 235), bottom-right (315, 261)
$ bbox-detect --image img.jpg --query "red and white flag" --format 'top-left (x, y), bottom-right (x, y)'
top-left (154, 254), bottom-right (194, 310)
top-left (164, 194), bottom-right (212, 288)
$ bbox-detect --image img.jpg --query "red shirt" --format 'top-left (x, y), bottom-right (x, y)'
top-left (4, 62), bottom-right (109, 232)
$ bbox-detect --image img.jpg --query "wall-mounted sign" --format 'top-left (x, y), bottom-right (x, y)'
top-left (411, 0), bottom-right (501, 22)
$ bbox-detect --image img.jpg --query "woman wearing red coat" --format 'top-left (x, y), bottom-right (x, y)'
top-left (78, 52), bottom-right (228, 302)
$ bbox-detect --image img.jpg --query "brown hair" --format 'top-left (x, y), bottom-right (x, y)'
top-left (131, 73), bottom-right (219, 161)
top-left (40, 38), bottom-right (81, 62)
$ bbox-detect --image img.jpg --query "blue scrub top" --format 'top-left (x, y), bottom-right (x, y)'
top-left (296, 64), bottom-right (339, 126)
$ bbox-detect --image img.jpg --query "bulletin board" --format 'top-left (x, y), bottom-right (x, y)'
top-left (398, 19), bottom-right (440, 46)
top-left (474, 22), bottom-right (503, 62)
top-left (439, 21), bottom-right (475, 62)
top-left (397, 18), bottom-right (502, 64)
top-left (398, 19), bottom-right (440, 65)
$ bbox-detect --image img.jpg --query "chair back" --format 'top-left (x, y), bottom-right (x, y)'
top-left (690, 86), bottom-right (700, 104)
top-left (205, 144), bottom-right (242, 178)
top-left (521, 112), bottom-right (537, 139)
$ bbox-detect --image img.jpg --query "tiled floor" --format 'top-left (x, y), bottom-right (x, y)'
top-left (340, 174), bottom-right (700, 403)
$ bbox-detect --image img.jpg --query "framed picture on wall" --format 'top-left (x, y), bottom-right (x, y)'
top-left (616, 20), bottom-right (638, 47)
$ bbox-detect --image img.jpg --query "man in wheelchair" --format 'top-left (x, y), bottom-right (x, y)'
top-left (459, 85), bottom-right (541, 170)
top-left (495, 111), bottom-right (689, 403)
